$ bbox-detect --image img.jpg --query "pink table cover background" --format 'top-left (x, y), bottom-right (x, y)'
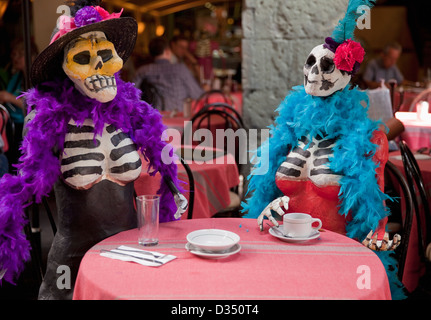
top-left (192, 91), bottom-right (243, 115)
top-left (394, 90), bottom-right (431, 112)
top-left (73, 218), bottom-right (391, 300)
top-left (134, 148), bottom-right (239, 219)
top-left (389, 151), bottom-right (431, 292)
top-left (395, 112), bottom-right (431, 151)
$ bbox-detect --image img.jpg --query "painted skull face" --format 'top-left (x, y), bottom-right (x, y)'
top-left (303, 44), bottom-right (351, 97)
top-left (62, 31), bottom-right (123, 102)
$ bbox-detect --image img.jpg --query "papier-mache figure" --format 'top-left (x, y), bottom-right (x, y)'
top-left (242, 0), bottom-right (406, 299)
top-left (0, 0), bottom-right (187, 299)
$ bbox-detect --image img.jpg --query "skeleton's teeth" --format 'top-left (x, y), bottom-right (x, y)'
top-left (84, 75), bottom-right (116, 92)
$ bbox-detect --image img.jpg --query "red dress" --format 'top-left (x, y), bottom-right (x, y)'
top-left (274, 130), bottom-right (388, 237)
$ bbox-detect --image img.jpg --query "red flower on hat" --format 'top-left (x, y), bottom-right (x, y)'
top-left (333, 39), bottom-right (365, 73)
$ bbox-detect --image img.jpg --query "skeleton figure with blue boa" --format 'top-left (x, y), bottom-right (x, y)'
top-left (242, 0), bottom-right (406, 299)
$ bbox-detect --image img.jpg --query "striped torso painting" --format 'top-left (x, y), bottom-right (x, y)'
top-left (61, 118), bottom-right (142, 189)
top-left (275, 135), bottom-right (342, 187)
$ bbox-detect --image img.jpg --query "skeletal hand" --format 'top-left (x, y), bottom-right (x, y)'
top-left (257, 196), bottom-right (290, 231)
top-left (174, 193), bottom-right (188, 219)
top-left (0, 268), bottom-right (6, 281)
top-left (361, 230), bottom-right (401, 251)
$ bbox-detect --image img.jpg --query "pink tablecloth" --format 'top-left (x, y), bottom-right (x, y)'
top-left (395, 112), bottom-right (431, 151)
top-left (73, 218), bottom-right (391, 300)
top-left (388, 151), bottom-right (431, 292)
top-left (134, 147), bottom-right (239, 219)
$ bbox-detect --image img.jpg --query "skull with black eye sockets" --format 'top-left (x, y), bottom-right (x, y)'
top-left (62, 31), bottom-right (123, 103)
top-left (303, 44), bottom-right (351, 97)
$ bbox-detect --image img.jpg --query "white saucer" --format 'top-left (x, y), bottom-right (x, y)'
top-left (269, 226), bottom-right (320, 243)
top-left (185, 242), bottom-right (241, 259)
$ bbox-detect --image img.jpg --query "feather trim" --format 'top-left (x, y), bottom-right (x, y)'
top-left (0, 74), bottom-right (180, 284)
top-left (331, 0), bottom-right (376, 43)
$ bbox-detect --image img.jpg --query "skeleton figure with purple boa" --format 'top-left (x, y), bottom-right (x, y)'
top-left (0, 1), bottom-right (186, 299)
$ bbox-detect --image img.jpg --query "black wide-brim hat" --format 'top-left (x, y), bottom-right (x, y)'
top-left (30, 16), bottom-right (137, 87)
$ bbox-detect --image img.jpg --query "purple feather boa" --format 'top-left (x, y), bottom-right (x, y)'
top-left (0, 74), bottom-right (180, 284)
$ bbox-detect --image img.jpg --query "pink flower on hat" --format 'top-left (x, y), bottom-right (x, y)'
top-left (50, 6), bottom-right (124, 44)
top-left (334, 39), bottom-right (365, 73)
top-left (94, 6), bottom-right (123, 20)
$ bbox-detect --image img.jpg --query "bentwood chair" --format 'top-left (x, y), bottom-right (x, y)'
top-left (399, 141), bottom-right (431, 263)
top-left (179, 156), bottom-right (195, 220)
top-left (184, 108), bottom-right (244, 217)
top-left (200, 102), bottom-right (245, 128)
top-left (385, 160), bottom-right (414, 282)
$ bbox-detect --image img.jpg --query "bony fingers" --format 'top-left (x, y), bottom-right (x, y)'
top-left (281, 196), bottom-right (290, 209)
top-left (380, 232), bottom-right (389, 251)
top-left (269, 215), bottom-right (280, 227)
top-left (362, 230), bottom-right (373, 246)
top-left (369, 233), bottom-right (378, 250)
top-left (273, 206), bottom-right (285, 217)
top-left (392, 234), bottom-right (401, 249)
top-left (257, 215), bottom-right (265, 231)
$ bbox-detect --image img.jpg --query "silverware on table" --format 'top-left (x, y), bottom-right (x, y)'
top-left (100, 249), bottom-right (164, 265)
top-left (115, 246), bottom-right (167, 259)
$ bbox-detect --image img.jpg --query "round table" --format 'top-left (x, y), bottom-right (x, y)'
top-left (395, 112), bottom-right (431, 151)
top-left (134, 146), bottom-right (240, 219)
top-left (73, 218), bottom-right (391, 300)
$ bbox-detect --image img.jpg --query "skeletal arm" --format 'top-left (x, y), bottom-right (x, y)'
top-left (130, 103), bottom-right (185, 222)
top-left (361, 129), bottom-right (401, 251)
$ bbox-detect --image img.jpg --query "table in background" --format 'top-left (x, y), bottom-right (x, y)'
top-left (395, 112), bottom-right (431, 151)
top-left (388, 151), bottom-right (431, 292)
top-left (394, 89), bottom-right (430, 112)
top-left (134, 146), bottom-right (239, 219)
top-left (73, 218), bottom-right (391, 300)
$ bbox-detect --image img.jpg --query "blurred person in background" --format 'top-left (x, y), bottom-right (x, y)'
top-left (363, 42), bottom-right (404, 89)
top-left (170, 35), bottom-right (200, 80)
top-left (0, 39), bottom-right (38, 172)
top-left (134, 37), bottom-right (204, 112)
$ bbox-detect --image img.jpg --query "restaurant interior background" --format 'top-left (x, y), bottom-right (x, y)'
top-left (0, 0), bottom-right (430, 128)
top-left (0, 0), bottom-right (430, 300)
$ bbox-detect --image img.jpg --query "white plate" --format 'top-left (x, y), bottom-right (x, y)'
top-left (390, 154), bottom-right (431, 161)
top-left (186, 229), bottom-right (240, 251)
top-left (269, 225), bottom-right (320, 243)
top-left (186, 242), bottom-right (241, 259)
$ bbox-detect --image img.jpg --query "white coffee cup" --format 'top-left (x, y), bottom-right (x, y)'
top-left (283, 213), bottom-right (322, 238)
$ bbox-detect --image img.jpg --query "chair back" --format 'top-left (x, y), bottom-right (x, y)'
top-left (385, 160), bottom-right (414, 281)
top-left (182, 107), bottom-right (246, 173)
top-left (179, 156), bottom-right (194, 220)
top-left (200, 102), bottom-right (245, 128)
top-left (139, 78), bottom-right (165, 111)
top-left (399, 140), bottom-right (431, 261)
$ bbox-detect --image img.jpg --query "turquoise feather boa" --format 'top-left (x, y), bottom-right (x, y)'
top-left (242, 85), bottom-right (406, 299)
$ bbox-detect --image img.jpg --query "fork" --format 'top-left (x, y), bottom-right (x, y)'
top-left (100, 249), bottom-right (164, 265)
top-left (115, 246), bottom-right (168, 259)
